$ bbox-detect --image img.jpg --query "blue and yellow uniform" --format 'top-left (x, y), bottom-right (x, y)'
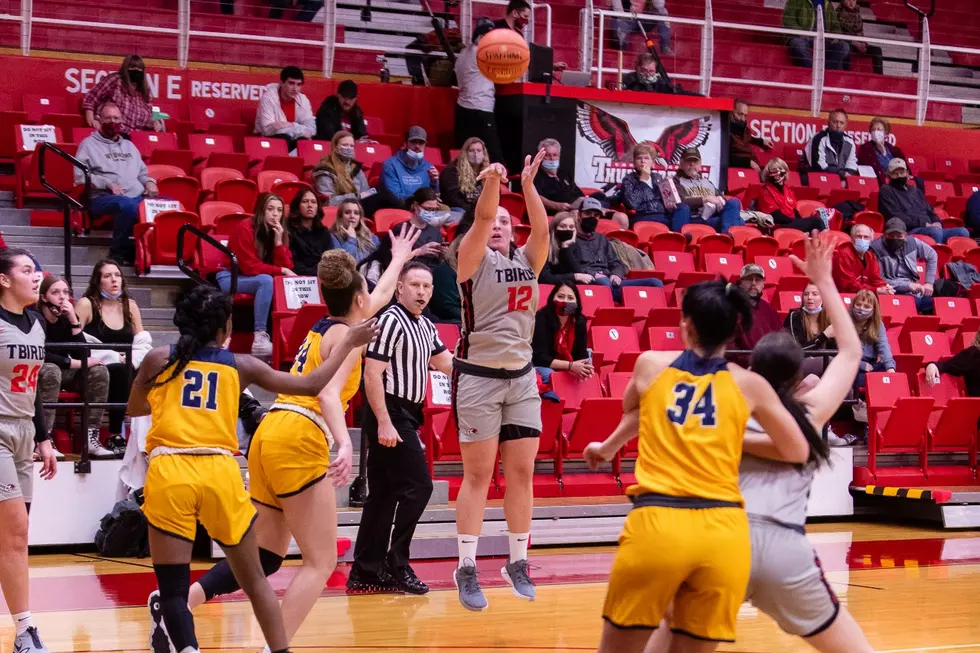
top-left (248, 318), bottom-right (361, 510)
top-left (141, 347), bottom-right (256, 547)
top-left (602, 350), bottom-right (751, 642)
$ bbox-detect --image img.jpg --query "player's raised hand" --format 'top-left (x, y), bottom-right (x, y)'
top-left (789, 230), bottom-right (834, 286)
top-left (344, 318), bottom-right (379, 348)
top-left (521, 149), bottom-right (547, 187)
top-left (390, 225), bottom-right (422, 263)
top-left (477, 162), bottom-right (508, 183)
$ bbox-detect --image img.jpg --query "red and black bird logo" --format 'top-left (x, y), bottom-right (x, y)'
top-left (576, 103), bottom-right (712, 165)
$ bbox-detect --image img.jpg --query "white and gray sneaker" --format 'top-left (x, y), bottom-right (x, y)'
top-left (453, 561), bottom-right (488, 611)
top-left (501, 559), bottom-right (536, 601)
top-left (148, 590), bottom-right (176, 653)
top-left (12, 627), bottom-right (50, 653)
top-left (87, 429), bottom-right (116, 459)
top-left (251, 331), bottom-right (273, 358)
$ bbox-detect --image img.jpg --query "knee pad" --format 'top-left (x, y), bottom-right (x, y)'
top-left (259, 547), bottom-right (284, 577)
top-left (154, 564), bottom-right (198, 652)
top-left (197, 560), bottom-right (241, 601)
top-left (154, 563), bottom-right (191, 600)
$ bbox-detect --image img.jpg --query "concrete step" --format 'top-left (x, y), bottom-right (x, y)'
top-left (23, 245), bottom-right (111, 267)
top-left (0, 208), bottom-right (33, 227)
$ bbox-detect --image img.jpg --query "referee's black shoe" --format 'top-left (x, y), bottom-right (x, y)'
top-left (391, 563), bottom-right (430, 595)
top-left (345, 565), bottom-right (399, 594)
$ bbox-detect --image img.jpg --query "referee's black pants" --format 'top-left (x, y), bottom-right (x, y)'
top-left (454, 104), bottom-right (504, 165)
top-left (352, 394), bottom-right (433, 576)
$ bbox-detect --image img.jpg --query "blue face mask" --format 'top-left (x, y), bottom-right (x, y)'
top-left (802, 304), bottom-right (823, 315)
top-left (406, 149), bottom-right (424, 162)
top-left (853, 239), bottom-right (871, 254)
top-left (418, 209), bottom-right (438, 222)
top-left (101, 289), bottom-right (122, 301)
top-left (542, 160), bottom-right (560, 173)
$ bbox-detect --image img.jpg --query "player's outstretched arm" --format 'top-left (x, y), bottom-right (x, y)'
top-left (520, 149), bottom-right (550, 275)
top-left (126, 346), bottom-right (170, 417)
top-left (367, 225), bottom-right (422, 315)
top-left (456, 162), bottom-right (506, 282)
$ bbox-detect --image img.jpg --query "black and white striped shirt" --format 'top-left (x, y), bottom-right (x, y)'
top-left (365, 302), bottom-right (446, 404)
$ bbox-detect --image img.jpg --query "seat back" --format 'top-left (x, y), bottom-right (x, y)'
top-left (199, 201), bottom-right (245, 228)
top-left (743, 236), bottom-right (780, 261)
top-left (680, 223), bottom-right (716, 245)
top-left (633, 221), bottom-right (669, 243)
top-left (772, 228), bottom-right (806, 253)
top-left (157, 176), bottom-right (202, 213)
top-left (649, 232), bottom-right (687, 253)
top-left (934, 297), bottom-right (974, 329)
top-left (619, 286), bottom-right (666, 315)
top-left (878, 294), bottom-right (918, 326)
top-left (130, 131), bottom-right (178, 159)
top-left (651, 251), bottom-right (695, 283)
top-left (703, 252), bottom-right (744, 281)
top-left (435, 323), bottom-right (460, 354)
top-left (214, 212), bottom-right (249, 236)
top-left (845, 175), bottom-right (874, 199)
top-left (354, 142), bottom-right (392, 171)
top-left (908, 331), bottom-right (951, 360)
top-left (727, 167), bottom-right (756, 194)
top-left (646, 326), bottom-right (682, 351)
top-left (947, 236), bottom-right (978, 260)
top-left (200, 166), bottom-right (244, 191)
top-left (215, 178), bottom-right (258, 211)
top-left (727, 225), bottom-right (762, 249)
top-left (578, 284), bottom-right (615, 318)
top-left (188, 133), bottom-right (235, 159)
top-left (807, 172), bottom-right (843, 196)
top-left (374, 208), bottom-right (413, 233)
top-left (774, 291), bottom-right (803, 312)
top-left (297, 140), bottom-right (332, 167)
top-left (146, 164), bottom-right (185, 182)
top-left (607, 372), bottom-right (632, 399)
top-left (550, 371), bottom-right (603, 412)
top-left (590, 326), bottom-right (640, 365)
top-left (150, 211), bottom-right (201, 266)
top-left (256, 170), bottom-right (299, 193)
top-left (754, 255), bottom-right (795, 285)
top-left (244, 136), bottom-right (289, 162)
top-left (23, 94), bottom-right (68, 121)
top-left (925, 180), bottom-right (956, 204)
top-left (271, 180), bottom-right (313, 206)
top-left (565, 398), bottom-right (624, 456)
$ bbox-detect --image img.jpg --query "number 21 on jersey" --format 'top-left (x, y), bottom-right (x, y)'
top-left (667, 382), bottom-right (717, 427)
top-left (181, 369), bottom-right (219, 410)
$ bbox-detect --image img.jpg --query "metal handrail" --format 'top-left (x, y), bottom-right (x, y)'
top-left (176, 222), bottom-right (239, 295)
top-left (37, 142), bottom-right (91, 290)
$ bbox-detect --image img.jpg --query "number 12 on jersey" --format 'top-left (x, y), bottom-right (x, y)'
top-left (507, 285), bottom-right (533, 312)
top-left (181, 369), bottom-right (219, 410)
top-left (666, 382), bottom-right (717, 427)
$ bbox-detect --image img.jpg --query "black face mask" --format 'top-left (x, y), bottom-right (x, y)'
top-left (580, 216), bottom-right (599, 233)
top-left (42, 300), bottom-right (62, 316)
top-left (128, 69), bottom-right (144, 84)
top-left (731, 119), bottom-right (746, 133)
top-left (555, 229), bottom-right (574, 243)
top-left (885, 238), bottom-right (905, 252)
top-left (889, 176), bottom-right (908, 189)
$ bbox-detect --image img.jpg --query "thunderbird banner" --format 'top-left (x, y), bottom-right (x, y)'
top-left (574, 101), bottom-right (723, 189)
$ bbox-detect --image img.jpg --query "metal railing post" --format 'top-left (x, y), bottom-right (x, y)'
top-left (178, 0), bottom-right (190, 68)
top-left (528, 0), bottom-right (535, 44)
top-left (20, 0), bottom-right (32, 56)
top-left (580, 0), bottom-right (593, 74)
top-left (700, 0), bottom-right (713, 97)
top-left (916, 16), bottom-right (931, 126)
top-left (596, 10), bottom-right (605, 89)
top-left (811, 9), bottom-right (826, 116)
top-left (460, 0), bottom-right (472, 45)
top-left (322, 0), bottom-right (336, 77)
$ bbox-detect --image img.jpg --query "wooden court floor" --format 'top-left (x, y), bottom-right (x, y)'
top-left (4, 522), bottom-right (980, 653)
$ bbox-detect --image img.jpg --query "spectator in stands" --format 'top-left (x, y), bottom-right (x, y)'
top-left (620, 143), bottom-right (692, 229)
top-left (312, 130), bottom-right (382, 214)
top-left (429, 259), bottom-right (461, 323)
top-left (380, 126), bottom-right (439, 210)
top-left (878, 158), bottom-right (970, 244)
top-left (851, 290), bottom-right (896, 392)
top-left (758, 158), bottom-right (827, 232)
top-left (733, 263), bottom-right (782, 351)
top-left (674, 147), bottom-right (744, 234)
top-left (832, 223), bottom-right (894, 294)
top-left (286, 188), bottom-right (332, 277)
top-left (532, 283), bottom-right (593, 386)
top-left (838, 0), bottom-right (883, 75)
top-left (806, 109), bottom-right (858, 176)
top-left (729, 99), bottom-right (772, 171)
top-left (440, 137), bottom-right (488, 217)
top-left (609, 0), bottom-right (673, 56)
top-left (330, 198), bottom-right (380, 265)
top-left (454, 18), bottom-right (503, 165)
top-left (76, 103), bottom-right (158, 265)
top-left (493, 0), bottom-right (531, 34)
top-left (534, 139), bottom-right (629, 228)
top-left (925, 331), bottom-right (980, 397)
top-left (36, 274), bottom-right (109, 460)
top-left (75, 260), bottom-right (144, 455)
top-left (870, 218), bottom-right (938, 313)
top-left (784, 283), bottom-right (833, 350)
top-left (857, 117), bottom-right (910, 185)
top-left (783, 0), bottom-right (850, 70)
top-left (82, 54), bottom-right (160, 136)
top-left (399, 188), bottom-right (448, 269)
top-left (255, 66), bottom-right (316, 151)
top-left (315, 79), bottom-right (368, 142)
top-left (966, 190), bottom-right (980, 235)
top-left (570, 198), bottom-right (663, 302)
top-left (541, 213), bottom-right (593, 286)
top-left (622, 53), bottom-right (674, 93)
top-left (219, 193), bottom-right (295, 358)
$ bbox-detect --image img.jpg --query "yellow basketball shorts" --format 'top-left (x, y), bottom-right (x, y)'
top-left (602, 505), bottom-right (751, 642)
top-left (248, 409), bottom-right (330, 510)
top-left (142, 453), bottom-right (256, 547)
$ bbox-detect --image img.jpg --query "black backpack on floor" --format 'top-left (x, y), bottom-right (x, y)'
top-left (95, 496), bottom-right (150, 558)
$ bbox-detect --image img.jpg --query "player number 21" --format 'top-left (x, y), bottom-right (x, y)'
top-left (666, 382), bottom-right (717, 427)
top-left (181, 369), bottom-right (219, 411)
top-left (507, 286), bottom-right (533, 312)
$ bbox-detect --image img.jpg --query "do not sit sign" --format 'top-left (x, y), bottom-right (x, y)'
top-left (282, 276), bottom-right (321, 310)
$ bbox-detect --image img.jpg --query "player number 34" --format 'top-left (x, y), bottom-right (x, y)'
top-left (666, 382), bottom-right (717, 427)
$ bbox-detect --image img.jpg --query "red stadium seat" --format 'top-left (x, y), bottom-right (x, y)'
top-left (199, 201), bottom-right (245, 229)
top-left (645, 326), bottom-right (682, 351)
top-left (538, 283), bottom-right (553, 310)
top-left (727, 168), bottom-right (757, 194)
top-left (619, 286), bottom-right (666, 316)
top-left (853, 210), bottom-right (884, 233)
top-left (908, 331), bottom-right (951, 361)
top-left (188, 133), bottom-right (246, 174)
top-left (923, 180), bottom-right (956, 205)
top-left (590, 326), bottom-right (640, 366)
top-left (244, 136), bottom-right (289, 171)
top-left (878, 294), bottom-right (918, 327)
top-left (753, 255), bottom-right (796, 285)
top-left (742, 236), bottom-right (779, 262)
top-left (213, 212), bottom-right (249, 236)
top-left (607, 230), bottom-right (639, 248)
top-left (773, 291), bottom-right (803, 313)
top-left (578, 284), bottom-right (615, 319)
top-left (550, 371), bottom-right (603, 414)
top-left (845, 175), bottom-right (875, 200)
top-left (915, 372), bottom-right (980, 483)
top-left (149, 148), bottom-right (194, 175)
top-left (277, 303), bottom-right (327, 371)
top-left (373, 208), bottom-right (412, 233)
top-left (354, 142), bottom-right (392, 171)
top-left (651, 251), bottom-right (695, 283)
top-left (499, 193), bottom-right (526, 220)
top-left (607, 372), bottom-right (632, 399)
top-left (727, 225), bottom-right (762, 250)
top-left (931, 157), bottom-right (968, 181)
top-left (12, 124), bottom-right (74, 208)
top-left (693, 234), bottom-right (734, 267)
top-left (772, 229), bottom-right (806, 255)
top-left (807, 172), bottom-right (843, 197)
top-left (946, 236), bottom-right (979, 261)
top-left (633, 221), bottom-right (669, 245)
top-left (905, 154), bottom-right (933, 174)
top-left (297, 140), bottom-right (332, 170)
top-left (271, 180), bottom-right (313, 206)
top-left (256, 170), bottom-right (299, 193)
top-left (561, 398), bottom-right (623, 492)
top-left (435, 323), bottom-right (460, 354)
top-left (200, 166), bottom-right (244, 194)
top-left (157, 176), bottom-right (202, 213)
top-left (133, 210), bottom-right (201, 272)
top-left (934, 297), bottom-right (975, 331)
top-left (23, 94), bottom-right (68, 121)
top-left (649, 231), bottom-right (687, 254)
top-left (680, 223), bottom-right (716, 245)
top-left (703, 252), bottom-right (744, 281)
top-left (130, 131), bottom-right (178, 160)
top-left (864, 372), bottom-right (933, 484)
top-left (146, 164), bottom-right (186, 182)
top-left (944, 196), bottom-right (969, 220)
top-left (513, 224), bottom-right (531, 247)
top-left (214, 178), bottom-right (258, 212)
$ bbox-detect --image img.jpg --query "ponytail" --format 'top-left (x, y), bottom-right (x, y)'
top-left (150, 284), bottom-right (233, 387)
top-left (682, 280), bottom-right (754, 352)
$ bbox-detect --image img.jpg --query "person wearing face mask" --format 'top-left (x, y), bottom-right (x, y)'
top-left (313, 130), bottom-right (381, 214)
top-left (454, 18), bottom-right (504, 166)
top-left (728, 99), bottom-right (772, 172)
top-left (732, 264), bottom-right (782, 354)
top-left (82, 54), bottom-right (161, 135)
top-left (621, 53), bottom-right (675, 94)
top-left (534, 139), bottom-right (630, 229)
top-left (397, 188), bottom-right (448, 269)
top-left (856, 117), bottom-right (910, 185)
top-left (540, 213), bottom-right (595, 286)
top-left (380, 126), bottom-right (439, 210)
top-left (878, 158), bottom-right (971, 245)
top-left (441, 137), bottom-right (489, 216)
top-left (783, 283), bottom-right (833, 351)
top-left (757, 158), bottom-right (827, 233)
top-left (493, 0), bottom-right (531, 34)
top-left (532, 283), bottom-right (593, 389)
top-left (76, 102), bottom-right (158, 265)
top-left (620, 144), bottom-right (693, 229)
top-left (315, 79), bottom-right (368, 142)
top-left (286, 189), bottom-right (333, 276)
top-left (869, 218), bottom-right (939, 314)
top-left (804, 108), bottom-right (858, 176)
top-left (832, 223), bottom-right (894, 295)
top-left (849, 290), bottom-right (895, 393)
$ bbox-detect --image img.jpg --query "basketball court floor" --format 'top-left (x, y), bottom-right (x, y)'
top-left (4, 521), bottom-right (980, 653)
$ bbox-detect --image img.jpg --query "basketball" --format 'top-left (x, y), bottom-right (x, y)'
top-left (476, 28), bottom-right (531, 84)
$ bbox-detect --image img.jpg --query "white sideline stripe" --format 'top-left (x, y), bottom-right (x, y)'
top-left (881, 644), bottom-right (980, 652)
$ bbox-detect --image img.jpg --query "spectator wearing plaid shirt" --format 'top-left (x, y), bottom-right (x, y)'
top-left (82, 55), bottom-right (160, 136)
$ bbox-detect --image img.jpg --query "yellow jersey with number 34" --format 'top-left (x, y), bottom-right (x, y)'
top-left (145, 346), bottom-right (241, 454)
top-left (275, 317), bottom-right (362, 414)
top-left (630, 350), bottom-right (750, 505)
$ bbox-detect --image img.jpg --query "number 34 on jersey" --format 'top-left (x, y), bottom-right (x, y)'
top-left (667, 382), bottom-right (717, 427)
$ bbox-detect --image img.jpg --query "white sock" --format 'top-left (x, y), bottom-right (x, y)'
top-left (508, 532), bottom-right (530, 563)
top-left (13, 612), bottom-right (33, 636)
top-left (458, 534), bottom-right (479, 568)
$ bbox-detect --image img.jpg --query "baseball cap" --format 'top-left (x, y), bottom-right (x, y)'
top-left (337, 79), bottom-right (358, 99)
top-left (884, 218), bottom-right (907, 234)
top-left (740, 263), bottom-right (765, 280)
top-left (407, 126), bottom-right (427, 143)
top-left (580, 197), bottom-right (603, 213)
top-left (886, 158), bottom-right (908, 173)
top-left (681, 147), bottom-right (701, 162)
top-left (474, 17), bottom-right (495, 41)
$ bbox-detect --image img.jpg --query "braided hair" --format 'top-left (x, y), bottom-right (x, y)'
top-left (149, 284), bottom-right (233, 387)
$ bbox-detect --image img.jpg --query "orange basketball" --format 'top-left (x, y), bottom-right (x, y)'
top-left (476, 28), bottom-right (531, 84)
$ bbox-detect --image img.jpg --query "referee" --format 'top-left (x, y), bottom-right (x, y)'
top-left (347, 262), bottom-right (454, 595)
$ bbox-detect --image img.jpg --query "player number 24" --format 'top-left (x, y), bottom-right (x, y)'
top-left (10, 364), bottom-right (39, 393)
top-left (507, 286), bottom-right (533, 312)
top-left (181, 369), bottom-right (219, 411)
top-left (666, 382), bottom-right (717, 427)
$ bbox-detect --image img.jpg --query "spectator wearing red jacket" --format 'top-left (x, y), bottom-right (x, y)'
top-left (217, 193), bottom-right (295, 358)
top-left (832, 223), bottom-right (894, 295)
top-left (758, 158), bottom-right (827, 232)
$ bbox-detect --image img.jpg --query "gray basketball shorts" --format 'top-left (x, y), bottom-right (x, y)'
top-left (452, 362), bottom-right (542, 444)
top-left (745, 517), bottom-right (840, 637)
top-left (0, 417), bottom-right (37, 504)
